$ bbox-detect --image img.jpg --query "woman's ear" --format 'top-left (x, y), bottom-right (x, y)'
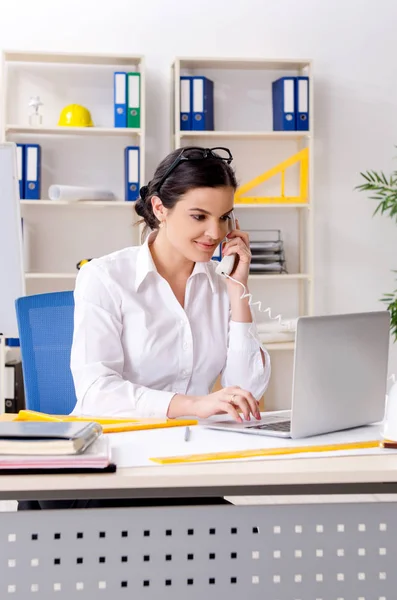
top-left (151, 195), bottom-right (167, 223)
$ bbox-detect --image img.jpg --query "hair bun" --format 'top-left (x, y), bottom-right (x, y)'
top-left (139, 185), bottom-right (149, 200)
top-left (135, 191), bottom-right (158, 231)
top-left (135, 196), bottom-right (146, 218)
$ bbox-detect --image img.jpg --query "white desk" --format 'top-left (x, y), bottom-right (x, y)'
top-left (1, 422), bottom-right (397, 501)
top-left (0, 422), bottom-right (396, 501)
top-left (1, 424), bottom-right (397, 599)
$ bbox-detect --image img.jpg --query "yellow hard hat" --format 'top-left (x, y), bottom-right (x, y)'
top-left (58, 104), bottom-right (94, 127)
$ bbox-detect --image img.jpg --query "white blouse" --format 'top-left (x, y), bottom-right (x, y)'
top-left (70, 232), bottom-right (271, 418)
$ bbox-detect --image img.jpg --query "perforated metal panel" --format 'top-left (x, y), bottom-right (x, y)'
top-left (1, 502), bottom-right (396, 599)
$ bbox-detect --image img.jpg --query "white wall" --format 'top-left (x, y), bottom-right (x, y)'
top-left (2, 0), bottom-right (397, 378)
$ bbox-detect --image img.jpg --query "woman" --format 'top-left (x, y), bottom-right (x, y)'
top-left (70, 146), bottom-right (271, 422)
top-left (17, 146), bottom-right (271, 511)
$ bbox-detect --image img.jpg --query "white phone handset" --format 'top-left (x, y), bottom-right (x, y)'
top-left (214, 212), bottom-right (296, 337)
top-left (215, 254), bottom-right (235, 277)
top-left (215, 211), bottom-right (237, 277)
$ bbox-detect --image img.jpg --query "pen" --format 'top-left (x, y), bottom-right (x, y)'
top-left (184, 426), bottom-right (191, 442)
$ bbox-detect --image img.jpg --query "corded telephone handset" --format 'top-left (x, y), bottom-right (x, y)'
top-left (214, 210), bottom-right (295, 334)
top-left (215, 211), bottom-right (237, 277)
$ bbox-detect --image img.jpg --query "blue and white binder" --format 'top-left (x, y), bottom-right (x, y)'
top-left (124, 146), bottom-right (140, 201)
top-left (114, 72), bottom-right (127, 128)
top-left (16, 144), bottom-right (24, 199)
top-left (272, 77), bottom-right (296, 131)
top-left (295, 76), bottom-right (309, 131)
top-left (180, 76), bottom-right (192, 130)
top-left (24, 144), bottom-right (41, 200)
top-left (192, 76), bottom-right (214, 131)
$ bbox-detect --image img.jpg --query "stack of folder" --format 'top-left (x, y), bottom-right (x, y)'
top-left (113, 71), bottom-right (141, 128)
top-left (249, 230), bottom-right (287, 274)
top-left (180, 76), bottom-right (214, 131)
top-left (0, 421), bottom-right (115, 474)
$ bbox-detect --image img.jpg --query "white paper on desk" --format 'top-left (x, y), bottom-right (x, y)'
top-left (257, 319), bottom-right (296, 343)
top-left (257, 319), bottom-right (297, 333)
top-left (109, 422), bottom-right (391, 468)
top-left (260, 331), bottom-right (295, 344)
top-left (48, 185), bottom-right (116, 202)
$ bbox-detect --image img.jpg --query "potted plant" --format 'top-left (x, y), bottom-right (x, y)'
top-left (356, 168), bottom-right (397, 340)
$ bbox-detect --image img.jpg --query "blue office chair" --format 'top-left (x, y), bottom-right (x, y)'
top-left (15, 291), bottom-right (77, 414)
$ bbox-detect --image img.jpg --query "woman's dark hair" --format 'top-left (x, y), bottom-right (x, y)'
top-left (135, 146), bottom-right (238, 238)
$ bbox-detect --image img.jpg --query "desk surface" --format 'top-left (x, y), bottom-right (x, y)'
top-left (2, 451), bottom-right (397, 501)
top-left (2, 415), bottom-right (397, 500)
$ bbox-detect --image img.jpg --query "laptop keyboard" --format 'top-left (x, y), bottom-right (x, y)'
top-left (246, 420), bottom-right (291, 432)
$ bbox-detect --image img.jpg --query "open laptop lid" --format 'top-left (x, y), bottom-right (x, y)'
top-left (290, 311), bottom-right (390, 438)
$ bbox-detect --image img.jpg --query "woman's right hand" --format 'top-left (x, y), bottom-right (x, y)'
top-left (192, 387), bottom-right (261, 422)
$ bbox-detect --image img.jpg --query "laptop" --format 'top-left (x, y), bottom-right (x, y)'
top-left (207, 311), bottom-right (390, 439)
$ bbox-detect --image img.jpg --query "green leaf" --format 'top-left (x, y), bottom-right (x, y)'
top-left (380, 292), bottom-right (397, 342)
top-left (360, 172), bottom-right (371, 183)
top-left (374, 171), bottom-right (383, 183)
top-left (373, 205), bottom-right (382, 216)
top-left (356, 156), bottom-right (397, 340)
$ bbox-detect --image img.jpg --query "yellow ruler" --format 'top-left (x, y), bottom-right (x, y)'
top-left (150, 440), bottom-right (383, 465)
top-left (15, 410), bottom-right (197, 433)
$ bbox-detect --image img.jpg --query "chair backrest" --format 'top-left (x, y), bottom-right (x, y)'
top-left (15, 291), bottom-right (77, 414)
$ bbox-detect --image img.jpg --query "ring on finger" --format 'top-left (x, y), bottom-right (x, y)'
top-left (230, 393), bottom-right (236, 403)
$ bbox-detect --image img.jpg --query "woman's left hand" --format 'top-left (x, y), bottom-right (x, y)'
top-left (222, 218), bottom-right (251, 286)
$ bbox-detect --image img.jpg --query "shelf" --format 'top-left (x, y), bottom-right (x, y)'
top-left (234, 203), bottom-right (310, 209)
top-left (25, 273), bottom-right (309, 282)
top-left (249, 274), bottom-right (311, 281)
top-left (19, 200), bottom-right (308, 210)
top-left (5, 126), bottom-right (141, 137)
top-left (179, 130), bottom-right (310, 141)
top-left (24, 273), bottom-right (309, 282)
top-left (262, 341), bottom-right (295, 351)
top-left (4, 50), bottom-right (143, 66)
top-left (25, 273), bottom-right (77, 280)
top-left (175, 57), bottom-right (311, 71)
top-left (21, 200), bottom-right (134, 207)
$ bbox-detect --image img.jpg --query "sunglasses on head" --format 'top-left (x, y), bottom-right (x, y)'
top-left (156, 146), bottom-right (233, 193)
